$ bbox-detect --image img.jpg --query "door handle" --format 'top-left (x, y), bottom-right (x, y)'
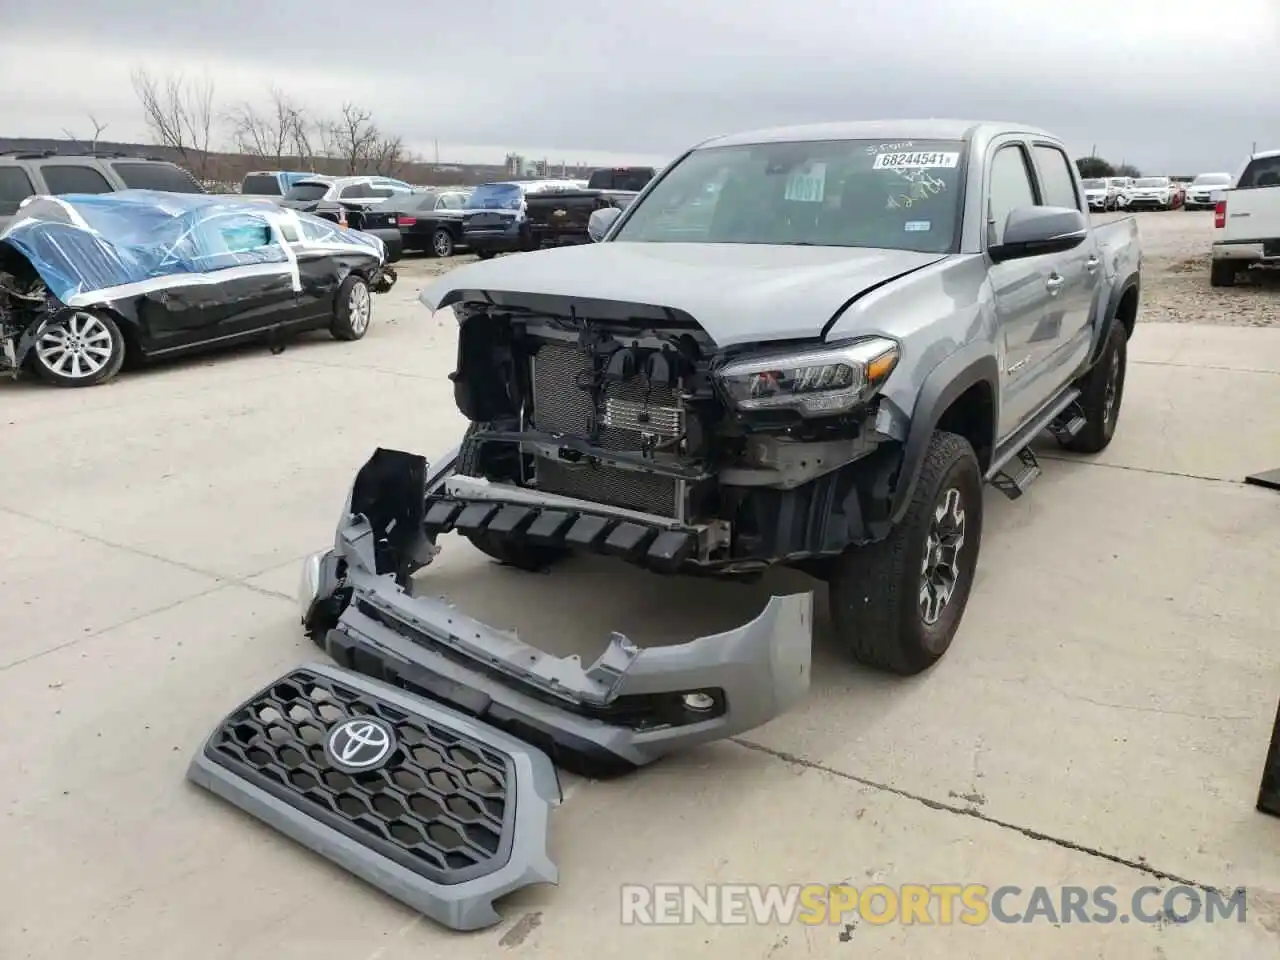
top-left (1046, 274), bottom-right (1065, 294)
top-left (1086, 256), bottom-right (1100, 273)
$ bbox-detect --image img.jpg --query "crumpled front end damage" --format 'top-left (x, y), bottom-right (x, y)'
top-left (301, 447), bottom-right (813, 777)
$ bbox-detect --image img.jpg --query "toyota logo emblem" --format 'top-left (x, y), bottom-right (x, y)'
top-left (325, 717), bottom-right (396, 772)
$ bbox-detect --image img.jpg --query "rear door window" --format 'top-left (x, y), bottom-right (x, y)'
top-left (0, 166), bottom-right (35, 215)
top-left (110, 162), bottom-right (204, 193)
top-left (1032, 145), bottom-right (1081, 211)
top-left (1237, 156), bottom-right (1280, 189)
top-left (241, 174), bottom-right (282, 196)
top-left (38, 164), bottom-right (114, 195)
top-left (339, 183), bottom-right (370, 200)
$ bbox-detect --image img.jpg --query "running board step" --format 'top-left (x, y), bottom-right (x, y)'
top-left (991, 447), bottom-right (1041, 500)
top-left (1048, 403), bottom-right (1088, 444)
top-left (186, 663), bottom-right (561, 931)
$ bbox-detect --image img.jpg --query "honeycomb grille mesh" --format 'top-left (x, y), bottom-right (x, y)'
top-left (206, 669), bottom-right (513, 883)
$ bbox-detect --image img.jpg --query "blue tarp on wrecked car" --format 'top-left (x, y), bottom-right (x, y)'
top-left (0, 190), bottom-right (383, 307)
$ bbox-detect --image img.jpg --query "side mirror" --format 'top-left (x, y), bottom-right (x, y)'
top-left (588, 206), bottom-right (622, 242)
top-left (989, 206), bottom-right (1088, 263)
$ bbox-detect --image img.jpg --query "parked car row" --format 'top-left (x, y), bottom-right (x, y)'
top-left (1082, 175), bottom-right (1191, 211)
top-left (454, 165), bottom-right (655, 258)
top-left (1082, 169), bottom-right (1241, 215)
top-left (233, 165), bottom-right (658, 261)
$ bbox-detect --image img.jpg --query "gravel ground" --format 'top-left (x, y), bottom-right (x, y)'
top-left (395, 209), bottom-right (1280, 327)
top-left (1094, 209), bottom-right (1280, 327)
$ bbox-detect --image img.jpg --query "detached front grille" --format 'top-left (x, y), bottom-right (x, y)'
top-left (204, 668), bottom-right (513, 884)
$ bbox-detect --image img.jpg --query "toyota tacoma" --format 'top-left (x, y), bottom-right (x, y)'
top-left (297, 120), bottom-right (1141, 776)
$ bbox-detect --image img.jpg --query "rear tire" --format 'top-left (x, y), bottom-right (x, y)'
top-left (31, 309), bottom-right (126, 387)
top-left (331, 275), bottom-right (372, 341)
top-left (828, 431), bottom-right (983, 676)
top-left (1210, 260), bottom-right (1238, 287)
top-left (431, 228), bottom-right (455, 258)
top-left (475, 250), bottom-right (497, 260)
top-left (1062, 320), bottom-right (1127, 454)
top-left (456, 423), bottom-right (569, 571)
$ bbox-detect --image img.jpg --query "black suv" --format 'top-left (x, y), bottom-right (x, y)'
top-left (0, 152), bottom-right (205, 230)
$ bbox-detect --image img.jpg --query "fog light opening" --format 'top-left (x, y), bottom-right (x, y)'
top-left (681, 692), bottom-right (716, 712)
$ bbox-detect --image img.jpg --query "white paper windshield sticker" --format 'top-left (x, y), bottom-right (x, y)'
top-left (784, 163), bottom-right (826, 202)
top-left (872, 151), bottom-right (960, 170)
top-left (904, 220), bottom-right (931, 232)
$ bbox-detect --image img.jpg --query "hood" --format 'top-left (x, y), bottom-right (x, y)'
top-left (420, 241), bottom-right (948, 347)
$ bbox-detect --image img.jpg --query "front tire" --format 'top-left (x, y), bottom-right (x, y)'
top-left (1062, 320), bottom-right (1127, 454)
top-left (456, 423), bottom-right (569, 571)
top-left (474, 249), bottom-right (497, 260)
top-left (31, 309), bottom-right (126, 387)
top-left (330, 274), bottom-right (372, 341)
top-left (828, 431), bottom-right (983, 676)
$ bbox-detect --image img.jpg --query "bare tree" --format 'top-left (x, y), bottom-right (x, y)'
top-left (61, 113), bottom-right (111, 154)
top-left (225, 88), bottom-right (293, 166)
top-left (131, 67), bottom-right (217, 179)
top-left (334, 103), bottom-right (378, 175)
top-left (369, 135), bottom-right (408, 177)
top-left (287, 108), bottom-right (318, 170)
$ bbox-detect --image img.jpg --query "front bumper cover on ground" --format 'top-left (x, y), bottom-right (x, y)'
top-left (302, 447), bottom-right (814, 777)
top-left (187, 661), bottom-right (560, 931)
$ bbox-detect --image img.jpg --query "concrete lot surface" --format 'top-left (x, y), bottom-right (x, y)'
top-left (3, 238), bottom-right (1280, 957)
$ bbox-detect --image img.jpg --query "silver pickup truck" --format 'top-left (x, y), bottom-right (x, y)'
top-left (185, 120), bottom-right (1142, 930)
top-left (298, 119), bottom-right (1141, 774)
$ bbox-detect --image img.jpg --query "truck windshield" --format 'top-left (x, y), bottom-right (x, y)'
top-left (611, 139), bottom-right (966, 253)
top-left (468, 183), bottom-right (523, 210)
top-left (1081, 179), bottom-right (1104, 189)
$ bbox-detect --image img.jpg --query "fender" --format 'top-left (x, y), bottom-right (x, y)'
top-left (13, 302), bottom-right (138, 367)
top-left (889, 340), bottom-right (1000, 524)
top-left (1087, 274), bottom-right (1140, 368)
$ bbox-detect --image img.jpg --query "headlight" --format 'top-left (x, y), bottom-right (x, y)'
top-left (716, 337), bottom-right (900, 417)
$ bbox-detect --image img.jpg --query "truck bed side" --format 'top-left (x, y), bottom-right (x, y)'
top-left (1094, 215), bottom-right (1141, 289)
top-left (1220, 151), bottom-right (1280, 245)
top-left (1220, 185), bottom-right (1280, 245)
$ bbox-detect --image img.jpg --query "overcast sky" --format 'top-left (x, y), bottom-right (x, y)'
top-left (1, 0), bottom-right (1276, 173)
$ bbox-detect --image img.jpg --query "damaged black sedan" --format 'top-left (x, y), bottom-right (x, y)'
top-left (0, 190), bottom-right (397, 387)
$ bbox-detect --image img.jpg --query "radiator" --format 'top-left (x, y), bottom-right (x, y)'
top-left (529, 342), bottom-right (682, 517)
